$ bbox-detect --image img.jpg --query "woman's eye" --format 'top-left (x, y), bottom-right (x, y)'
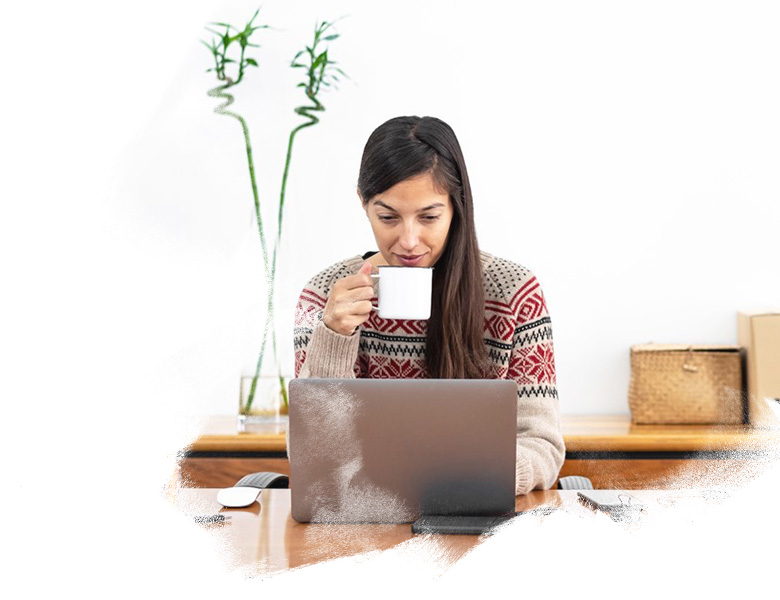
top-left (376, 214), bottom-right (439, 222)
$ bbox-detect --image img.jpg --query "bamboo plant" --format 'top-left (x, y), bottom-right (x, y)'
top-left (202, 9), bottom-right (275, 416)
top-left (275, 18), bottom-right (348, 276)
top-left (203, 10), bottom-right (269, 280)
top-left (203, 11), bottom-right (346, 415)
top-left (261, 20), bottom-right (348, 409)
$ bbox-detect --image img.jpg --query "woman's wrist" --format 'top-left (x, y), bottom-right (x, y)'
top-left (305, 320), bottom-right (361, 378)
top-left (323, 313), bottom-right (356, 337)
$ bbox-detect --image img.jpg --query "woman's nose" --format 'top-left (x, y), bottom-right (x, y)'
top-left (398, 222), bottom-right (420, 251)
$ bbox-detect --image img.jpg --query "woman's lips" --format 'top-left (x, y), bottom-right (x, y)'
top-left (396, 254), bottom-right (425, 266)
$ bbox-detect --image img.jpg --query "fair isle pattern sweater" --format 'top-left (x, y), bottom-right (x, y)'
top-left (293, 251), bottom-right (565, 495)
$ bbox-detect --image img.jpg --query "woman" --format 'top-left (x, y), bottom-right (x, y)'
top-left (293, 116), bottom-right (564, 496)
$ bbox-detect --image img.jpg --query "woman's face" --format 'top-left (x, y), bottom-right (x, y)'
top-left (363, 173), bottom-right (454, 268)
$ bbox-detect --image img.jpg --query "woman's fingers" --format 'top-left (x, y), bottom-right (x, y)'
top-left (351, 299), bottom-right (374, 316)
top-left (323, 262), bottom-right (377, 335)
top-left (338, 263), bottom-right (375, 291)
top-left (347, 285), bottom-right (376, 303)
top-left (329, 291), bottom-right (374, 316)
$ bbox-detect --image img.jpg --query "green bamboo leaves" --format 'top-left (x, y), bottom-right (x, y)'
top-left (202, 11), bottom-right (346, 414)
top-left (203, 9), bottom-right (267, 85)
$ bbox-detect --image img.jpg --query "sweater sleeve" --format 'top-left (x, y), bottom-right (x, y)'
top-left (507, 272), bottom-right (566, 495)
top-left (293, 272), bottom-right (361, 379)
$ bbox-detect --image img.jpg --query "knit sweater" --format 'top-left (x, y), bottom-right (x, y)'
top-left (293, 251), bottom-right (565, 495)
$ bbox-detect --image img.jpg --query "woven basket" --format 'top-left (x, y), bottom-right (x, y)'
top-left (628, 344), bottom-right (744, 424)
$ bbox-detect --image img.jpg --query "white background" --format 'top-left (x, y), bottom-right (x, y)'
top-left (113, 0), bottom-right (780, 419)
top-left (3, 0), bottom-right (779, 594)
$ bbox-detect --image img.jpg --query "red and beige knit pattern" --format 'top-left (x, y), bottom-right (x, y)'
top-left (294, 252), bottom-right (557, 401)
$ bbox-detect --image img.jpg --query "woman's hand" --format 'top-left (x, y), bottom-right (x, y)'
top-left (322, 260), bottom-right (376, 336)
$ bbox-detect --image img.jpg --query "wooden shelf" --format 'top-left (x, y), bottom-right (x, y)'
top-left (186, 414), bottom-right (780, 454)
top-left (561, 414), bottom-right (780, 453)
top-left (181, 414), bottom-right (780, 489)
top-left (187, 416), bottom-right (286, 453)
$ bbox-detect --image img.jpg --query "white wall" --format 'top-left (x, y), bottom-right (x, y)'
top-left (123, 0), bottom-right (780, 418)
top-left (10, 0), bottom-right (778, 422)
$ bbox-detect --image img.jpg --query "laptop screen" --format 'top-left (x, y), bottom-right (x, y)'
top-left (288, 378), bottom-right (517, 523)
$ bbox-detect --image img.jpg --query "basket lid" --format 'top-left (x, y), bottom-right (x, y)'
top-left (630, 344), bottom-right (740, 353)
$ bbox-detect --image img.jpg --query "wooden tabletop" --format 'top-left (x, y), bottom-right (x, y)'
top-left (186, 414), bottom-right (780, 454)
top-left (173, 487), bottom-right (737, 577)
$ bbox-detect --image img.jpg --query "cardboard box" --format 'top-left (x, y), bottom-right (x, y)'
top-left (737, 311), bottom-right (780, 427)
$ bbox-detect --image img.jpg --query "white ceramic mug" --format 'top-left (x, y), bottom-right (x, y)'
top-left (370, 266), bottom-right (433, 320)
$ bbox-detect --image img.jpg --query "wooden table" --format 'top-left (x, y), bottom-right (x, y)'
top-left (175, 488), bottom-right (554, 575)
top-left (172, 488), bottom-right (738, 577)
top-left (559, 415), bottom-right (780, 488)
top-left (180, 415), bottom-right (780, 489)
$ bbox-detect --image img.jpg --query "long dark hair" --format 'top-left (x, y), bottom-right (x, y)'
top-left (357, 116), bottom-right (489, 379)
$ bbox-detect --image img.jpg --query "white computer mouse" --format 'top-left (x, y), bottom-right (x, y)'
top-left (216, 486), bottom-right (262, 508)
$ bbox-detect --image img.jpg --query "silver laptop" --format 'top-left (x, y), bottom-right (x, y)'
top-left (288, 379), bottom-right (517, 523)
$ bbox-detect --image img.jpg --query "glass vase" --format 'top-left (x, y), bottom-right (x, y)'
top-left (237, 374), bottom-right (290, 433)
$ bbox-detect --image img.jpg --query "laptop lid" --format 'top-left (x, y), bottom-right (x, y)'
top-left (288, 379), bottom-right (517, 523)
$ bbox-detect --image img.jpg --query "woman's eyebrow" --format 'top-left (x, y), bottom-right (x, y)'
top-left (416, 203), bottom-right (445, 212)
top-left (373, 200), bottom-right (445, 212)
top-left (372, 200), bottom-right (397, 212)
